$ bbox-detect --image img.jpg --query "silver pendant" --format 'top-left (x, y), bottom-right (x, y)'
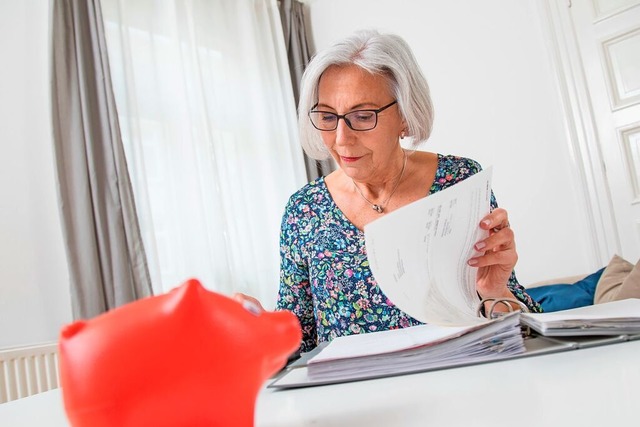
top-left (372, 204), bottom-right (383, 213)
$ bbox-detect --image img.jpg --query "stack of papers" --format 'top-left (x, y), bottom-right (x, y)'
top-left (520, 298), bottom-right (640, 336)
top-left (270, 313), bottom-right (524, 388)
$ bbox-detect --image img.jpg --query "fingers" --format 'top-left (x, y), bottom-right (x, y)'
top-left (469, 208), bottom-right (517, 267)
top-left (475, 225), bottom-right (515, 252)
top-left (232, 292), bottom-right (248, 303)
top-left (479, 207), bottom-right (510, 233)
top-left (232, 293), bottom-right (266, 314)
top-left (469, 243), bottom-right (518, 268)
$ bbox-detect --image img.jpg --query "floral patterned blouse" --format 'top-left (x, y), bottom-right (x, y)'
top-left (276, 154), bottom-right (542, 353)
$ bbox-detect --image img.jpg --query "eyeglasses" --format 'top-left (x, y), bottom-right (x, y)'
top-left (308, 100), bottom-right (398, 131)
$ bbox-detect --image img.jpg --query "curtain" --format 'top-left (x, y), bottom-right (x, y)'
top-left (50, 0), bottom-right (153, 320)
top-left (278, 0), bottom-right (334, 181)
top-left (100, 0), bottom-right (307, 306)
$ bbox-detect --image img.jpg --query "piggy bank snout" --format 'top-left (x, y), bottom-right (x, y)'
top-left (264, 310), bottom-right (302, 355)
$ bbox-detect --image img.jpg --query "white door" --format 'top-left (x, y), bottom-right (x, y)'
top-left (546, 0), bottom-right (640, 263)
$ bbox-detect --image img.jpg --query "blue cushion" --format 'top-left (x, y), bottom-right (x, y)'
top-left (526, 267), bottom-right (605, 312)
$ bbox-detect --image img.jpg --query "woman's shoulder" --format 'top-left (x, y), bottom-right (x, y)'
top-left (437, 154), bottom-right (483, 174)
top-left (288, 177), bottom-right (325, 199)
top-left (284, 177), bottom-right (330, 212)
top-left (432, 154), bottom-right (484, 189)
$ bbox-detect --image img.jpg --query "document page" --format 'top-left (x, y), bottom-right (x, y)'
top-left (365, 167), bottom-right (492, 326)
top-left (308, 323), bottom-right (473, 363)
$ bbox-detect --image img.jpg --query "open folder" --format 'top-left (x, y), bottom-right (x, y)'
top-left (270, 299), bottom-right (640, 389)
top-left (520, 298), bottom-right (640, 336)
top-left (269, 312), bottom-right (524, 389)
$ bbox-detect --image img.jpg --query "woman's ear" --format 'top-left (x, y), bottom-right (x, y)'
top-left (400, 122), bottom-right (408, 139)
top-left (400, 116), bottom-right (408, 137)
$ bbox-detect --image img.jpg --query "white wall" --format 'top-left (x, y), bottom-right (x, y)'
top-left (304, 0), bottom-right (597, 285)
top-left (0, 0), bottom-right (72, 349)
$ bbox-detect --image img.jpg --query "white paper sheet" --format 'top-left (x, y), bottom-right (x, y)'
top-left (308, 323), bottom-right (472, 363)
top-left (365, 167), bottom-right (493, 326)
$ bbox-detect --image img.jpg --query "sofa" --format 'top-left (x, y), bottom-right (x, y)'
top-left (525, 254), bottom-right (640, 312)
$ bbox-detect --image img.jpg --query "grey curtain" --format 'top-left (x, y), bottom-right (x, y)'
top-left (279, 0), bottom-right (334, 182)
top-left (50, 0), bottom-right (153, 320)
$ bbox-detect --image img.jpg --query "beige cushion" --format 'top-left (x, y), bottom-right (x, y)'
top-left (616, 258), bottom-right (640, 300)
top-left (526, 274), bottom-right (588, 288)
top-left (594, 254), bottom-right (635, 304)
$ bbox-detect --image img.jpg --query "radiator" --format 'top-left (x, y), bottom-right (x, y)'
top-left (0, 342), bottom-right (59, 404)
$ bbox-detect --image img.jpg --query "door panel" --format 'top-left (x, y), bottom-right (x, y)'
top-left (568, 0), bottom-right (640, 260)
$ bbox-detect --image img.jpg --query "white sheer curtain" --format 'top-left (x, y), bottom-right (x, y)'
top-left (100, 0), bottom-right (306, 306)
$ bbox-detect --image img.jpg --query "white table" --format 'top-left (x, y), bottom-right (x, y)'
top-left (2, 340), bottom-right (639, 427)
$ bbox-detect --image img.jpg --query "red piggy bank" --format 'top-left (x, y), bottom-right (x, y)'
top-left (58, 278), bottom-right (301, 427)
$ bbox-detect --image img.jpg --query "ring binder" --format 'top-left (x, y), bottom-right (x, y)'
top-left (520, 299), bottom-right (640, 337)
top-left (269, 311), bottom-right (526, 389)
top-left (271, 300), bottom-right (640, 389)
top-left (477, 297), bottom-right (532, 337)
top-left (477, 297), bottom-right (530, 319)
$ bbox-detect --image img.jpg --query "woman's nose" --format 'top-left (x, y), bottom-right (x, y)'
top-left (334, 119), bottom-right (355, 145)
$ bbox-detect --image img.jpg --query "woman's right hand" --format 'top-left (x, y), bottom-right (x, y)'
top-left (232, 293), bottom-right (266, 315)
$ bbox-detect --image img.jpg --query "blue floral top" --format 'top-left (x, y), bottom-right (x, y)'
top-left (276, 154), bottom-right (542, 353)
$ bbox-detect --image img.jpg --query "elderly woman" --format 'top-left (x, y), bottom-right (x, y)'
top-left (237, 29), bottom-right (541, 353)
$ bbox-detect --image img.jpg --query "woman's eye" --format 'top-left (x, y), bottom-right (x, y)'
top-left (320, 114), bottom-right (337, 122)
top-left (353, 112), bottom-right (374, 122)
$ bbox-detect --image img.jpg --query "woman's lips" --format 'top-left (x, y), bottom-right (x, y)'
top-left (340, 156), bottom-right (361, 163)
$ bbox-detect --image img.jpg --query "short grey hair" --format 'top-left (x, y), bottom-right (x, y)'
top-left (298, 29), bottom-right (434, 160)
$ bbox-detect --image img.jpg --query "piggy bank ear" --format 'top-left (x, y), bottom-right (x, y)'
top-left (60, 321), bottom-right (87, 339)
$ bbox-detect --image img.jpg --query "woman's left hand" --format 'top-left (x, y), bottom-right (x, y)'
top-left (468, 207), bottom-right (518, 299)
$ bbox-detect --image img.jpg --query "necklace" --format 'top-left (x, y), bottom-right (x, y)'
top-left (352, 151), bottom-right (408, 214)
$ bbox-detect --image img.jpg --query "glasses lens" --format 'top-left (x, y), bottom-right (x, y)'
top-left (309, 111), bottom-right (338, 130)
top-left (344, 111), bottom-right (377, 131)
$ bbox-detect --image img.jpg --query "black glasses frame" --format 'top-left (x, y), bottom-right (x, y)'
top-left (308, 100), bottom-right (398, 131)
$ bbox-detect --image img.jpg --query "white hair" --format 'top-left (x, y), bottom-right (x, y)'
top-left (298, 29), bottom-right (434, 160)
